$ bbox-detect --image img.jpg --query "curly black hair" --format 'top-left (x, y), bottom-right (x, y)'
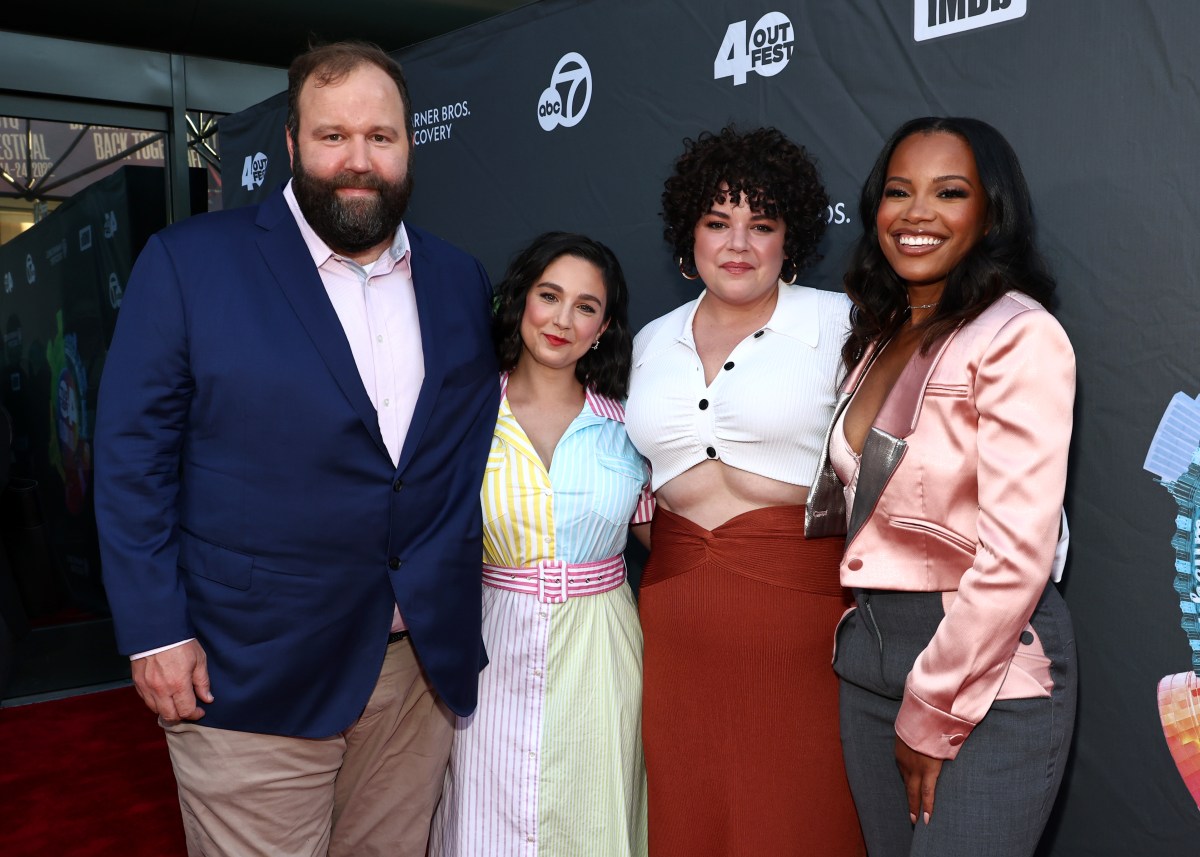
top-left (661, 126), bottom-right (829, 279)
top-left (493, 232), bottom-right (634, 401)
top-left (841, 116), bottom-right (1057, 369)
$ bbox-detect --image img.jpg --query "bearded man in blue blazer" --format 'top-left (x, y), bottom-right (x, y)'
top-left (95, 41), bottom-right (498, 857)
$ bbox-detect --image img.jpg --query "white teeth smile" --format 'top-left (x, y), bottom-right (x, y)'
top-left (897, 234), bottom-right (944, 247)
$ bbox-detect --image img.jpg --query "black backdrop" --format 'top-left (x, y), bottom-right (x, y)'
top-left (219, 2), bottom-right (1200, 852)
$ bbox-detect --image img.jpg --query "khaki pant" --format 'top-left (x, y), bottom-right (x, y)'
top-left (164, 637), bottom-right (454, 857)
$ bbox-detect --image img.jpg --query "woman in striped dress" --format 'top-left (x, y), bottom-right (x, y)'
top-left (430, 232), bottom-right (652, 857)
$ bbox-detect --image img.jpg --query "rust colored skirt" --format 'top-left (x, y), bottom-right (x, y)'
top-left (640, 505), bottom-right (865, 857)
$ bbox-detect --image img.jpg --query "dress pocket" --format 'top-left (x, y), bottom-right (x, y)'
top-left (590, 453), bottom-right (647, 525)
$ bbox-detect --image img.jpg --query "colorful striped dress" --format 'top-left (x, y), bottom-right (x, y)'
top-left (429, 379), bottom-right (653, 857)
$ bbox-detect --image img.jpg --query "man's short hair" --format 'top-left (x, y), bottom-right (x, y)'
top-left (286, 41), bottom-right (413, 143)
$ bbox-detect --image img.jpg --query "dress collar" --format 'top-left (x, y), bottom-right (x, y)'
top-left (639, 281), bottom-right (824, 363)
top-left (498, 372), bottom-right (626, 424)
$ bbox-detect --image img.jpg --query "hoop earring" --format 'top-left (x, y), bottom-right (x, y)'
top-left (779, 259), bottom-right (798, 286)
top-left (678, 256), bottom-right (700, 281)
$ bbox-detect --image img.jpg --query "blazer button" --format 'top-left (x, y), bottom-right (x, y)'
top-left (947, 734), bottom-right (965, 747)
top-left (387, 556), bottom-right (401, 570)
top-left (847, 557), bottom-right (863, 571)
top-left (392, 479), bottom-right (404, 493)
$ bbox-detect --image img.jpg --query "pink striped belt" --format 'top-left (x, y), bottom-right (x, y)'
top-left (482, 555), bottom-right (626, 604)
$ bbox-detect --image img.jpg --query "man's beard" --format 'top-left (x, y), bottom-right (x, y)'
top-left (291, 147), bottom-right (414, 257)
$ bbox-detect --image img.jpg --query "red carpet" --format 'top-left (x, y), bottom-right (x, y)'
top-left (0, 685), bottom-right (185, 856)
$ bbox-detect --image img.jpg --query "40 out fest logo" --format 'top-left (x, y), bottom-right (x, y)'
top-left (537, 52), bottom-right (592, 132)
top-left (714, 12), bottom-right (794, 86)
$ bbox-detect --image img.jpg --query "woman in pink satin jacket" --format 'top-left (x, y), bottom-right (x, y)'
top-left (806, 117), bottom-right (1076, 857)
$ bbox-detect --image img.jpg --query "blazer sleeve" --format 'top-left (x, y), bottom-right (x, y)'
top-left (895, 308), bottom-right (1075, 760)
top-left (94, 233), bottom-right (195, 655)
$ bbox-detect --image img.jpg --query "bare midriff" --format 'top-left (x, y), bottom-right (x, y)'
top-left (655, 458), bottom-right (809, 532)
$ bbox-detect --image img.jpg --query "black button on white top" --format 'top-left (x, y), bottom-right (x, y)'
top-left (1019, 631), bottom-right (1034, 645)
top-left (706, 446), bottom-right (717, 458)
top-left (699, 399), bottom-right (709, 410)
top-left (724, 361), bottom-right (735, 371)
top-left (753, 330), bottom-right (764, 338)
top-left (387, 556), bottom-right (401, 570)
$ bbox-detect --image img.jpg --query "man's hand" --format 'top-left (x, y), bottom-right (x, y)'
top-left (895, 735), bottom-right (943, 826)
top-left (131, 640), bottom-right (213, 722)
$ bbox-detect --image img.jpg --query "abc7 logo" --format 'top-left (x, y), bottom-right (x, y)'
top-left (537, 52), bottom-right (592, 132)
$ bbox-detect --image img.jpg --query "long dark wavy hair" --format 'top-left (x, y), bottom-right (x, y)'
top-left (662, 126), bottom-right (828, 280)
top-left (842, 116), bottom-right (1056, 369)
top-left (493, 232), bottom-right (634, 400)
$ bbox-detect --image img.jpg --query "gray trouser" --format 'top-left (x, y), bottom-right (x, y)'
top-left (834, 585), bottom-right (1076, 857)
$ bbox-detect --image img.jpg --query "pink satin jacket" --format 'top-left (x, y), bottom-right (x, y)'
top-left (806, 291), bottom-right (1075, 759)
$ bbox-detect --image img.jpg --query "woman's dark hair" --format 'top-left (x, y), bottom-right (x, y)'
top-left (842, 116), bottom-right (1056, 368)
top-left (493, 232), bottom-right (634, 400)
top-left (662, 126), bottom-right (828, 281)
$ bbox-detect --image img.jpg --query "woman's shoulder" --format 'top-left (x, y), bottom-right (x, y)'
top-left (973, 291), bottom-right (1068, 338)
top-left (631, 297), bottom-right (699, 364)
top-left (804, 285), bottom-right (854, 337)
top-left (954, 291), bottom-right (1073, 363)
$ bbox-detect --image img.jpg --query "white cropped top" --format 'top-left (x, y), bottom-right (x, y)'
top-left (626, 283), bottom-right (850, 491)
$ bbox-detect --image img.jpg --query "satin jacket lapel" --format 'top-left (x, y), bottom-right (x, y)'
top-left (254, 193), bottom-right (389, 460)
top-left (845, 329), bottom-right (958, 546)
top-left (806, 340), bottom-right (883, 539)
top-left (806, 388), bottom-right (853, 539)
top-left (396, 229), bottom-right (446, 474)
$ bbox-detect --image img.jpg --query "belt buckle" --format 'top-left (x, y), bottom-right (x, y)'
top-left (536, 558), bottom-right (568, 604)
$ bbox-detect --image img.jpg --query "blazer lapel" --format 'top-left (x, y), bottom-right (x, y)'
top-left (395, 229), bottom-right (447, 474)
top-left (845, 328), bottom-right (958, 545)
top-left (254, 192), bottom-right (389, 460)
top-left (806, 340), bottom-right (885, 539)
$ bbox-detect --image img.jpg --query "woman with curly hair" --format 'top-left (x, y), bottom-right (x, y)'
top-left (625, 127), bottom-right (864, 855)
top-left (806, 117), bottom-right (1076, 856)
top-left (430, 232), bottom-right (652, 857)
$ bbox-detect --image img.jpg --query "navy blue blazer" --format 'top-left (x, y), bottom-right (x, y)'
top-left (95, 188), bottom-right (499, 738)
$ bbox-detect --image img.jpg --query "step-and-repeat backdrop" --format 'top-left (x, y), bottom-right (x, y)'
top-left (220, 2), bottom-right (1200, 852)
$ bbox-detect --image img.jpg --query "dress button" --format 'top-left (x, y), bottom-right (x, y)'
top-left (724, 361), bottom-right (735, 370)
top-left (847, 557), bottom-right (863, 571)
top-left (699, 399), bottom-right (709, 410)
top-left (753, 330), bottom-right (764, 338)
top-left (387, 556), bottom-right (401, 570)
top-left (392, 479), bottom-right (403, 493)
top-left (543, 535), bottom-right (552, 544)
top-left (534, 668), bottom-right (543, 677)
top-left (947, 734), bottom-right (965, 747)
top-left (706, 446), bottom-right (717, 459)
top-left (1020, 630), bottom-right (1035, 645)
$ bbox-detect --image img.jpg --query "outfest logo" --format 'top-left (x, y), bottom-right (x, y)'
top-left (241, 152), bottom-right (268, 191)
top-left (537, 52), bottom-right (592, 132)
top-left (914, 0), bottom-right (1027, 42)
top-left (714, 12), bottom-right (794, 87)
